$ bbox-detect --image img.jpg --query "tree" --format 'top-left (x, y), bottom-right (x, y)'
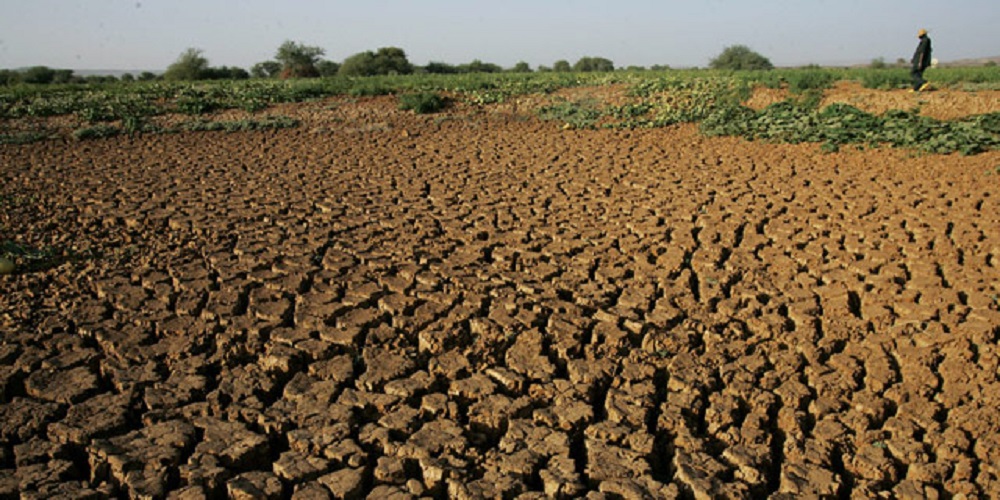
top-left (510, 61), bottom-right (532, 73)
top-left (316, 60), bottom-right (340, 77)
top-left (573, 56), bottom-right (614, 72)
top-left (138, 71), bottom-right (159, 81)
top-left (424, 61), bottom-right (459, 74)
top-left (164, 48), bottom-right (209, 80)
top-left (251, 61), bottom-right (282, 78)
top-left (21, 66), bottom-right (57, 84)
top-left (340, 47), bottom-right (413, 76)
top-left (339, 51), bottom-right (377, 76)
top-left (709, 45), bottom-right (774, 71)
top-left (458, 60), bottom-right (502, 74)
top-left (373, 47), bottom-right (412, 75)
top-left (275, 40), bottom-right (325, 78)
top-left (552, 60), bottom-right (572, 72)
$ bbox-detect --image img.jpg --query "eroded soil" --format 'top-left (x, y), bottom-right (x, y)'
top-left (2, 87), bottom-right (1000, 499)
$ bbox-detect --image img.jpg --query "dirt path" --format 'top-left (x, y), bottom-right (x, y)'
top-left (1, 93), bottom-right (999, 498)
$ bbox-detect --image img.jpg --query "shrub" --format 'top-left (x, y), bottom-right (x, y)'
top-left (73, 124), bottom-right (120, 140)
top-left (574, 57), bottom-right (615, 72)
top-left (710, 45), bottom-right (774, 71)
top-left (398, 92), bottom-right (446, 114)
top-left (275, 41), bottom-right (325, 78)
top-left (164, 48), bottom-right (209, 81)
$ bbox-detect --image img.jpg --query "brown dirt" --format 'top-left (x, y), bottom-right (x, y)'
top-left (1, 88), bottom-right (1000, 499)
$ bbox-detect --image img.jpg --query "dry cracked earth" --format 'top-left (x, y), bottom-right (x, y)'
top-left (2, 87), bottom-right (1000, 499)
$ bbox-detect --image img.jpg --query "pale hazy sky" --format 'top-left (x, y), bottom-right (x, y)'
top-left (1, 0), bottom-right (997, 71)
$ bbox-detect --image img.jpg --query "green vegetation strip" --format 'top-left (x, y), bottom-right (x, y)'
top-left (3, 67), bottom-right (1000, 151)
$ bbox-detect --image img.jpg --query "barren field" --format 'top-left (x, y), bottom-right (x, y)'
top-left (2, 84), bottom-right (1000, 499)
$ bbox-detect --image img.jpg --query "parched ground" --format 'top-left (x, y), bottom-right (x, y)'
top-left (1, 84), bottom-right (1000, 499)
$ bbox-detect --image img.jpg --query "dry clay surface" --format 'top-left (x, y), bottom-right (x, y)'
top-left (2, 89), bottom-right (1000, 499)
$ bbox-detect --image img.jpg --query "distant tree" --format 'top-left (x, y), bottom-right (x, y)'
top-left (120, 73), bottom-right (135, 82)
top-left (458, 59), bottom-right (502, 73)
top-left (986, 60), bottom-right (998, 67)
top-left (870, 57), bottom-right (888, 69)
top-left (316, 60), bottom-right (340, 77)
top-left (52, 69), bottom-right (76, 84)
top-left (201, 66), bottom-right (249, 80)
top-left (251, 61), bottom-right (282, 78)
top-left (339, 51), bottom-right (378, 76)
top-left (424, 61), bottom-right (459, 74)
top-left (537, 65), bottom-right (552, 72)
top-left (573, 56), bottom-right (614, 72)
top-left (340, 47), bottom-right (414, 76)
top-left (510, 61), bottom-right (532, 73)
top-left (552, 60), bottom-right (572, 72)
top-left (164, 48), bottom-right (209, 80)
top-left (0, 69), bottom-right (21, 85)
top-left (138, 71), bottom-right (159, 81)
top-left (709, 45), bottom-right (774, 71)
top-left (275, 40), bottom-right (325, 78)
top-left (21, 66), bottom-right (57, 84)
top-left (373, 47), bottom-right (413, 75)
top-left (650, 64), bottom-right (671, 71)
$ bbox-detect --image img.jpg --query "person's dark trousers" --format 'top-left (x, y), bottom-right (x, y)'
top-left (911, 68), bottom-right (925, 90)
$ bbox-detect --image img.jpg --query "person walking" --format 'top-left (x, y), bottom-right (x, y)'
top-left (911, 29), bottom-right (933, 92)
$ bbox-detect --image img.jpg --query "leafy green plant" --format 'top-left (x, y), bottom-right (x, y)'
top-left (178, 116), bottom-right (299, 133)
top-left (73, 124), bottom-right (120, 140)
top-left (398, 92), bottom-right (447, 113)
top-left (537, 98), bottom-right (604, 129)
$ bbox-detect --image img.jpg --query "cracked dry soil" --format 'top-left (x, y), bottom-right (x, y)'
top-left (2, 90), bottom-right (1000, 499)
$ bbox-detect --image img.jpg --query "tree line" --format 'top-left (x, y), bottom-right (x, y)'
top-left (1, 41), bottom-right (778, 85)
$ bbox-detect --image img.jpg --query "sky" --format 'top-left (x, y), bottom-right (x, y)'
top-left (1, 0), bottom-right (997, 72)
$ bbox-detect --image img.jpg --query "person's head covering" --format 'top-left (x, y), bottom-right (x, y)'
top-left (918, 29), bottom-right (928, 37)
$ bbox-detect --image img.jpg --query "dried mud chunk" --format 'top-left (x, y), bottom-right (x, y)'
top-left (428, 350), bottom-right (471, 379)
top-left (88, 419), bottom-right (197, 499)
top-left (24, 365), bottom-right (100, 404)
top-left (14, 437), bottom-right (69, 468)
top-left (357, 348), bottom-right (416, 391)
top-left (384, 370), bottom-right (434, 400)
top-left (532, 381), bottom-right (594, 431)
top-left (849, 442), bottom-right (900, 484)
top-left (539, 454), bottom-right (585, 498)
top-left (143, 372), bottom-right (208, 411)
top-left (317, 467), bottom-right (366, 499)
top-left (274, 450), bottom-right (332, 483)
top-left (585, 439), bottom-right (651, 482)
top-left (448, 373), bottom-right (497, 401)
top-left (308, 354), bottom-right (355, 385)
top-left (191, 417), bottom-right (269, 470)
top-left (370, 484), bottom-right (416, 499)
top-left (374, 455), bottom-right (407, 485)
top-left (777, 462), bottom-right (841, 497)
top-left (14, 459), bottom-right (76, 492)
top-left (292, 481), bottom-right (333, 500)
top-left (469, 395), bottom-right (533, 437)
top-left (406, 419), bottom-right (467, 457)
top-left (672, 448), bottom-right (749, 499)
top-left (605, 381), bottom-right (656, 428)
top-left (505, 329), bottom-right (556, 381)
top-left (0, 397), bottom-right (61, 443)
top-left (21, 480), bottom-right (109, 500)
top-left (227, 471), bottom-right (283, 500)
top-left (47, 392), bottom-right (131, 445)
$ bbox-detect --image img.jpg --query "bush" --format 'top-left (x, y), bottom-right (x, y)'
top-left (275, 41), bottom-right (325, 78)
top-left (398, 92), bottom-right (446, 114)
top-left (164, 48), bottom-right (209, 81)
top-left (710, 45), bottom-right (774, 71)
top-left (574, 57), bottom-right (615, 72)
